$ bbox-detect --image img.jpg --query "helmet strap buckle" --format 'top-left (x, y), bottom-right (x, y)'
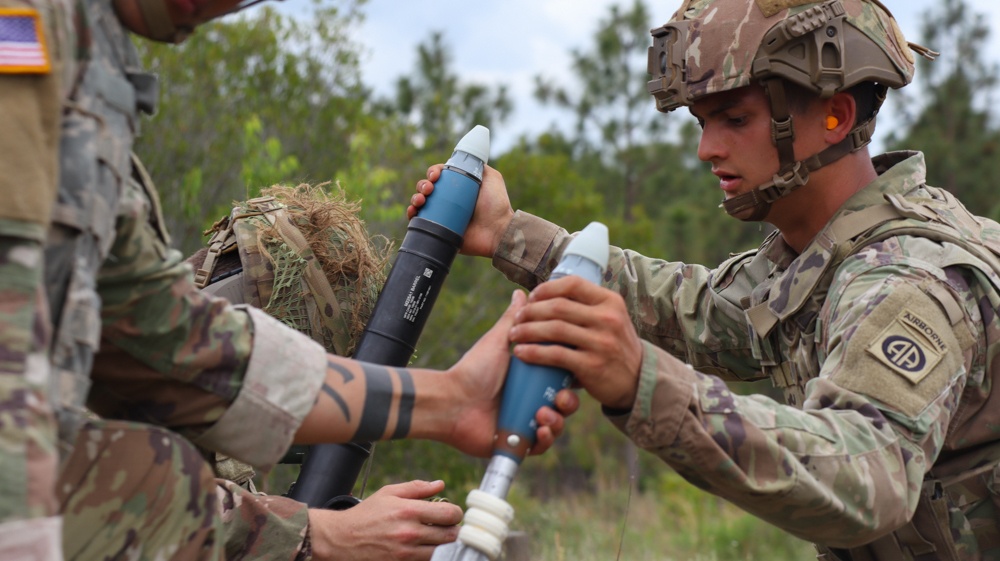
top-left (769, 161), bottom-right (810, 196)
top-left (771, 115), bottom-right (795, 145)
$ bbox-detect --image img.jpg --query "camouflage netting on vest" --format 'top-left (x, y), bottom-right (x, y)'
top-left (236, 183), bottom-right (392, 357)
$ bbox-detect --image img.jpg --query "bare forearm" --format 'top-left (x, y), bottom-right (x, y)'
top-left (295, 355), bottom-right (455, 445)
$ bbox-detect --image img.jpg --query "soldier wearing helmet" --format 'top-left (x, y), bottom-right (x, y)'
top-left (0, 1), bottom-right (573, 560)
top-left (411, 0), bottom-right (1000, 558)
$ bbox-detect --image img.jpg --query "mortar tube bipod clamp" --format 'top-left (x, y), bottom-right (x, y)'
top-left (431, 222), bottom-right (611, 561)
top-left (286, 126), bottom-right (491, 508)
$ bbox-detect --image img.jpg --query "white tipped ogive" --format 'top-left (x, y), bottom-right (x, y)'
top-left (454, 125), bottom-right (491, 164)
top-left (563, 221), bottom-right (609, 271)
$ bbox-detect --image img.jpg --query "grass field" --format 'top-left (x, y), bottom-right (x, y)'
top-left (263, 449), bottom-right (818, 560)
top-left (504, 472), bottom-right (816, 561)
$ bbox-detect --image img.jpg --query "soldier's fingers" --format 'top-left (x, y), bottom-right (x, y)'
top-left (417, 500), bottom-right (463, 527)
top-left (510, 317), bottom-right (595, 351)
top-left (529, 407), bottom-right (565, 455)
top-left (418, 179), bottom-right (435, 196)
top-left (516, 294), bottom-right (615, 332)
top-left (379, 479), bottom-right (447, 500)
top-left (426, 165), bottom-right (444, 181)
top-left (511, 340), bottom-right (581, 373)
top-left (528, 276), bottom-right (607, 306)
top-left (553, 390), bottom-right (580, 416)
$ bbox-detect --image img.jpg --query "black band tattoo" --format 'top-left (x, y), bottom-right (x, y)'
top-left (354, 363), bottom-right (394, 441)
top-left (391, 369), bottom-right (415, 439)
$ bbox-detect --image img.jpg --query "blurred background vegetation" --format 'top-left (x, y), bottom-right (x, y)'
top-left (135, 0), bottom-right (998, 557)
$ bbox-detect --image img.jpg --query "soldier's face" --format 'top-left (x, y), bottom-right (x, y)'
top-left (691, 86), bottom-right (779, 203)
top-left (690, 85), bottom-right (828, 213)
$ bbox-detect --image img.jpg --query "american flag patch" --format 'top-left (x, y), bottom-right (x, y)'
top-left (0, 9), bottom-right (50, 74)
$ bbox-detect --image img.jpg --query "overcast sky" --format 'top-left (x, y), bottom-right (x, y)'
top-left (284, 1), bottom-right (1000, 153)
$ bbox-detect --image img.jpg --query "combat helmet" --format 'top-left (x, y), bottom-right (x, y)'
top-left (192, 184), bottom-right (392, 358)
top-left (188, 184), bottom-right (392, 486)
top-left (647, 0), bottom-right (937, 221)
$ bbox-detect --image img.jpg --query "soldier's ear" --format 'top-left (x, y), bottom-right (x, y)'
top-left (112, 0), bottom-right (190, 43)
top-left (823, 92), bottom-right (855, 144)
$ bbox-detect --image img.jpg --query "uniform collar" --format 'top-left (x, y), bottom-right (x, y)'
top-left (751, 151), bottom-right (929, 333)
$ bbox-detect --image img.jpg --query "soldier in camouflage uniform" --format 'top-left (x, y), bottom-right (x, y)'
top-left (0, 1), bottom-right (571, 560)
top-left (411, 0), bottom-right (1000, 559)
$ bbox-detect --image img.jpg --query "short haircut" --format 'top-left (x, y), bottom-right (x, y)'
top-left (782, 79), bottom-right (880, 128)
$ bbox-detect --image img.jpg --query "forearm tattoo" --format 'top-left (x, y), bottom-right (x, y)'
top-left (319, 358), bottom-right (417, 441)
top-left (320, 382), bottom-right (352, 422)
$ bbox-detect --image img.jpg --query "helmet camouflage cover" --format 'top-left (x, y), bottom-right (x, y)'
top-left (196, 183), bottom-right (392, 358)
top-left (194, 184), bottom-right (393, 484)
top-left (647, 0), bottom-right (918, 112)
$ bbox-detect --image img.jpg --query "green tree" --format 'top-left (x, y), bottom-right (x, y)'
top-left (388, 31), bottom-right (513, 156)
top-left (135, 0), bottom-right (372, 252)
top-left (533, 0), bottom-right (666, 223)
top-left (886, 0), bottom-right (1000, 218)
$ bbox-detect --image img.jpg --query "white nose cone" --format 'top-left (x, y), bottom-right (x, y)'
top-left (454, 125), bottom-right (491, 165)
top-left (564, 222), bottom-right (609, 271)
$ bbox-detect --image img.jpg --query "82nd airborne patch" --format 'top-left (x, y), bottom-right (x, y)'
top-left (867, 309), bottom-right (948, 385)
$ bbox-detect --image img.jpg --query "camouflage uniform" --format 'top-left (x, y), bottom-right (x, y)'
top-left (0, 0), bottom-right (67, 557)
top-left (493, 152), bottom-right (1000, 559)
top-left (0, 0), bottom-right (330, 559)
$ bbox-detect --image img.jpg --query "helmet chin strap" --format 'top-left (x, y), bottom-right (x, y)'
top-left (720, 79), bottom-right (879, 222)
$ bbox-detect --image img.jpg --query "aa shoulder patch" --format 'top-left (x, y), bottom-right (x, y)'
top-left (866, 309), bottom-right (946, 385)
top-left (0, 8), bottom-right (50, 74)
top-left (830, 282), bottom-right (964, 419)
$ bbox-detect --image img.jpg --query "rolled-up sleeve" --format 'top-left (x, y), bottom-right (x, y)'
top-left (192, 306), bottom-right (327, 470)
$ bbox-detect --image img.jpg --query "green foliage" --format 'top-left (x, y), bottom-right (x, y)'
top-left (533, 0), bottom-right (668, 223)
top-left (136, 0), bottom-right (371, 253)
top-left (886, 0), bottom-right (1000, 219)
top-left (509, 472), bottom-right (814, 560)
top-left (332, 124), bottom-right (413, 235)
top-left (386, 31), bottom-right (513, 156)
top-left (495, 140), bottom-right (605, 229)
top-left (240, 115), bottom-right (301, 196)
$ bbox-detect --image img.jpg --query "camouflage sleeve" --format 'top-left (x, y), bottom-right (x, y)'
top-left (607, 257), bottom-right (977, 548)
top-left (91, 165), bottom-right (327, 471)
top-left (0, 0), bottom-right (69, 555)
top-left (216, 479), bottom-right (310, 561)
top-left (491, 210), bottom-right (565, 289)
top-left (493, 210), bottom-right (763, 379)
top-left (0, 225), bottom-right (62, 558)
